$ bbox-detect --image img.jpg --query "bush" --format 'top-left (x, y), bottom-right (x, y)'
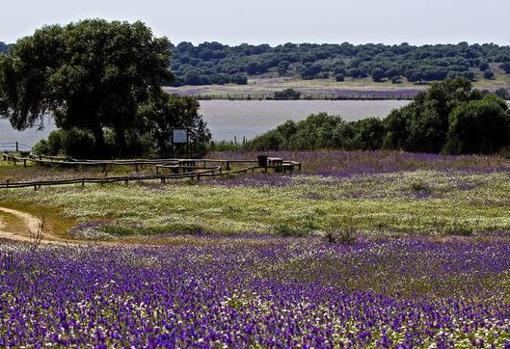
top-left (47, 130), bottom-right (65, 155)
top-left (99, 223), bottom-right (205, 236)
top-left (324, 229), bottom-right (357, 245)
top-left (272, 223), bottom-right (308, 237)
top-left (371, 68), bottom-right (386, 82)
top-left (273, 89), bottom-right (301, 100)
top-left (351, 117), bottom-right (386, 150)
top-left (324, 216), bottom-right (357, 244)
top-left (250, 130), bottom-right (283, 151)
top-left (62, 129), bottom-right (97, 158)
top-left (34, 129), bottom-right (96, 158)
top-left (479, 62), bottom-right (489, 71)
top-left (31, 139), bottom-right (50, 156)
top-left (335, 73), bottom-right (345, 82)
top-left (483, 70), bottom-right (495, 79)
top-left (446, 96), bottom-right (510, 154)
top-left (390, 75), bottom-right (402, 84)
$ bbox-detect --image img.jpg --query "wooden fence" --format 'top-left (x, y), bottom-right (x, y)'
top-left (0, 153), bottom-right (301, 190)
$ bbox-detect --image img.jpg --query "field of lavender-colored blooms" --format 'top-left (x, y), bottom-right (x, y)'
top-left (2, 238), bottom-right (510, 347)
top-left (1, 150), bottom-right (510, 347)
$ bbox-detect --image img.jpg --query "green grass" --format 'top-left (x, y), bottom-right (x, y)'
top-left (1, 170), bottom-right (510, 239)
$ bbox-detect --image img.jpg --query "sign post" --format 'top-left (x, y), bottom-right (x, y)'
top-left (172, 129), bottom-right (191, 158)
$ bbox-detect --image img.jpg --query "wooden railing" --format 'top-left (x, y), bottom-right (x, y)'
top-left (0, 153), bottom-right (302, 190)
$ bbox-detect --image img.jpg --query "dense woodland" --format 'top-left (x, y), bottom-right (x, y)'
top-left (3, 39), bottom-right (510, 86)
top-left (169, 41), bottom-right (510, 86)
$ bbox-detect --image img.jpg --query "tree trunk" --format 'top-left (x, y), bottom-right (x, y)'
top-left (115, 126), bottom-right (127, 156)
top-left (92, 125), bottom-right (106, 158)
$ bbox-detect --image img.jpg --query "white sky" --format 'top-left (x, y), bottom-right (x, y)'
top-left (1, 0), bottom-right (509, 45)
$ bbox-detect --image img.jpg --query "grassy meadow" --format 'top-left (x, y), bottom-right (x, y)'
top-left (0, 151), bottom-right (510, 240)
top-left (3, 151), bottom-right (510, 347)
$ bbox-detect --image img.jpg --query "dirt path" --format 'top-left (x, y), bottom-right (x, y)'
top-left (0, 207), bottom-right (73, 245)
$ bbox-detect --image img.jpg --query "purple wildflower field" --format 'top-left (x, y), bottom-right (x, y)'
top-left (2, 150), bottom-right (510, 347)
top-left (210, 150), bottom-right (510, 177)
top-left (2, 237), bottom-right (510, 348)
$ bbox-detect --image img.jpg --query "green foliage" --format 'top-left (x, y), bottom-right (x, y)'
top-left (250, 130), bottom-right (284, 151)
top-left (390, 76), bottom-right (402, 84)
top-left (483, 70), bottom-right (495, 79)
top-left (169, 41), bottom-right (510, 86)
top-left (446, 96), bottom-right (510, 154)
top-left (31, 140), bottom-right (50, 156)
top-left (500, 62), bottom-right (510, 74)
top-left (249, 78), bottom-right (510, 155)
top-left (479, 62), bottom-right (489, 71)
top-left (371, 68), bottom-right (386, 82)
top-left (0, 19), bottom-right (172, 157)
top-left (0, 41), bottom-right (9, 54)
top-left (272, 223), bottom-right (308, 237)
top-left (273, 89), bottom-right (301, 100)
top-left (250, 113), bottom-right (385, 152)
top-left (99, 222), bottom-right (205, 236)
top-left (335, 73), bottom-right (345, 82)
top-left (383, 78), bottom-right (503, 154)
top-left (137, 93), bottom-right (211, 157)
top-left (33, 129), bottom-right (96, 158)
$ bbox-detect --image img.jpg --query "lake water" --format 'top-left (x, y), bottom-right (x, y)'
top-left (201, 100), bottom-right (408, 141)
top-left (0, 100), bottom-right (409, 147)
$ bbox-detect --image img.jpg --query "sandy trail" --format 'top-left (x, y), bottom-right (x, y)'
top-left (0, 207), bottom-right (73, 245)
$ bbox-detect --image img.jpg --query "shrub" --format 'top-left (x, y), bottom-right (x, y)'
top-left (99, 223), bottom-right (205, 236)
top-left (335, 73), bottom-right (345, 82)
top-left (446, 96), bottom-right (510, 154)
top-left (479, 62), bottom-right (489, 71)
top-left (273, 223), bottom-right (307, 237)
top-left (250, 130), bottom-right (283, 151)
top-left (324, 216), bottom-right (358, 244)
top-left (273, 89), bottom-right (301, 100)
top-left (61, 128), bottom-right (96, 158)
top-left (31, 139), bottom-right (50, 155)
top-left (390, 75), bottom-right (402, 84)
top-left (324, 229), bottom-right (357, 245)
top-left (47, 130), bottom-right (65, 155)
top-left (371, 68), bottom-right (386, 82)
top-left (483, 70), bottom-right (495, 80)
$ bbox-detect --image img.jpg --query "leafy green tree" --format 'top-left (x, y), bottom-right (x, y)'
top-left (0, 19), bottom-right (172, 156)
top-left (277, 60), bottom-right (290, 76)
top-left (446, 96), bottom-right (510, 154)
top-left (351, 117), bottom-right (386, 150)
top-left (483, 70), bottom-right (495, 79)
top-left (250, 130), bottom-right (283, 151)
top-left (137, 93), bottom-right (211, 157)
top-left (384, 78), bottom-right (481, 153)
top-left (371, 68), bottom-right (386, 82)
top-left (479, 62), bottom-right (490, 71)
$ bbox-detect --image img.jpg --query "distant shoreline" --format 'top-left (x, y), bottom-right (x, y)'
top-left (165, 77), bottom-right (509, 101)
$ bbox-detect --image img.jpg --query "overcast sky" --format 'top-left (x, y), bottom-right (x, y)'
top-left (1, 0), bottom-right (509, 45)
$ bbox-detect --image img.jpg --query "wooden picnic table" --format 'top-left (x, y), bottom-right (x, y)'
top-left (267, 157), bottom-right (283, 166)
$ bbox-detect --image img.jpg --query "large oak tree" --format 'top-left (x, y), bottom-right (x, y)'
top-left (0, 19), bottom-right (173, 155)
